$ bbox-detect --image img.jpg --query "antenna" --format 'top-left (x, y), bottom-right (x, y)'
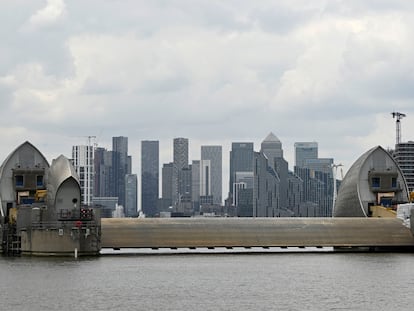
top-left (86, 136), bottom-right (96, 149)
top-left (391, 112), bottom-right (406, 145)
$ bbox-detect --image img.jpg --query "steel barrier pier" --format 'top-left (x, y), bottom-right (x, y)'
top-left (101, 217), bottom-right (414, 251)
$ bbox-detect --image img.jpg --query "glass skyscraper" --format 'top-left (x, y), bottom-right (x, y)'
top-left (294, 142), bottom-right (318, 168)
top-left (112, 136), bottom-right (129, 207)
top-left (173, 138), bottom-right (189, 206)
top-left (125, 174), bottom-right (138, 217)
top-left (201, 145), bottom-right (222, 204)
top-left (141, 140), bottom-right (159, 217)
top-left (229, 142), bottom-right (254, 197)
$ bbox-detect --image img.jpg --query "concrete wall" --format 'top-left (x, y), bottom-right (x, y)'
top-left (20, 225), bottom-right (100, 256)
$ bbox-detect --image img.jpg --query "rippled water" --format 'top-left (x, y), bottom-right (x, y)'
top-left (1, 252), bottom-right (414, 310)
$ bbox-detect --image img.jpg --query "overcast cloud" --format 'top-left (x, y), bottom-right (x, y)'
top-left (1, 0), bottom-right (414, 197)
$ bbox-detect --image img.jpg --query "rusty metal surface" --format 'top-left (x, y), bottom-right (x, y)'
top-left (101, 217), bottom-right (414, 248)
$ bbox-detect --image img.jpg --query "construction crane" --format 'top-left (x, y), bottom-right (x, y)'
top-left (331, 163), bottom-right (343, 217)
top-left (391, 112), bottom-right (406, 145)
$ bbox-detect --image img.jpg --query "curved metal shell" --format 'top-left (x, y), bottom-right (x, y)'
top-left (334, 146), bottom-right (409, 217)
top-left (47, 155), bottom-right (81, 211)
top-left (0, 141), bottom-right (49, 217)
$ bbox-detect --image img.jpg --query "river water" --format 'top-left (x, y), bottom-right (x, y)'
top-left (1, 251), bottom-right (414, 310)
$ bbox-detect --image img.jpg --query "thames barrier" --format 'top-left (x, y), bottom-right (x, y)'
top-left (1, 142), bottom-right (414, 256)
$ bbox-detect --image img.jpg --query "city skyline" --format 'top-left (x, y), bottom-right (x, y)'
top-left (73, 134), bottom-right (340, 214)
top-left (66, 134), bottom-right (339, 214)
top-left (1, 1), bottom-right (414, 204)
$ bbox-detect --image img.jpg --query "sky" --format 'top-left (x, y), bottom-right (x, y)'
top-left (1, 0), bottom-right (414, 199)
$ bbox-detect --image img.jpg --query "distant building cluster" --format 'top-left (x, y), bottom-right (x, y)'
top-left (70, 132), bottom-right (348, 218)
top-left (227, 134), bottom-right (335, 218)
top-left (72, 136), bottom-right (137, 217)
top-left (158, 139), bottom-right (223, 217)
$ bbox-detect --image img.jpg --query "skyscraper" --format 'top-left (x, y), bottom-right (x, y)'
top-left (260, 133), bottom-right (288, 209)
top-left (112, 136), bottom-right (129, 207)
top-left (200, 159), bottom-right (211, 197)
top-left (141, 140), bottom-right (159, 217)
top-left (294, 146), bottom-right (334, 217)
top-left (295, 142), bottom-right (318, 168)
top-left (253, 151), bottom-right (284, 217)
top-left (173, 138), bottom-right (189, 206)
top-left (125, 174), bottom-right (138, 217)
top-left (201, 145), bottom-right (222, 204)
top-left (229, 142), bottom-right (254, 198)
top-left (94, 147), bottom-right (113, 197)
top-left (393, 141), bottom-right (414, 193)
top-left (191, 160), bottom-right (201, 212)
top-left (178, 166), bottom-right (193, 213)
top-left (72, 145), bottom-right (94, 206)
top-left (162, 162), bottom-right (174, 207)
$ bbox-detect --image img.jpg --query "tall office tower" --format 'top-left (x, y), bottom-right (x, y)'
top-left (72, 145), bottom-right (94, 206)
top-left (253, 151), bottom-right (281, 217)
top-left (201, 145), bottom-right (222, 204)
top-left (112, 136), bottom-right (129, 207)
top-left (191, 160), bottom-right (201, 212)
top-left (178, 166), bottom-right (193, 213)
top-left (162, 162), bottom-right (174, 207)
top-left (287, 172), bottom-right (303, 216)
top-left (125, 174), bottom-right (138, 217)
top-left (173, 138), bottom-right (189, 206)
top-left (393, 141), bottom-right (414, 193)
top-left (94, 147), bottom-right (114, 197)
top-left (260, 133), bottom-right (288, 209)
top-left (294, 157), bottom-right (334, 217)
top-left (141, 141), bottom-right (159, 217)
top-left (200, 159), bottom-right (211, 198)
top-left (295, 142), bottom-right (318, 168)
top-left (94, 147), bottom-right (105, 197)
top-left (229, 142), bottom-right (254, 198)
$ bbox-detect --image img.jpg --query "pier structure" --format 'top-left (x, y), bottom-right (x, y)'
top-left (0, 142), bottom-right (100, 256)
top-left (100, 217), bottom-right (414, 251)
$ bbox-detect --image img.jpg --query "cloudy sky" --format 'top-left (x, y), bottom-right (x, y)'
top-left (1, 0), bottom-right (414, 196)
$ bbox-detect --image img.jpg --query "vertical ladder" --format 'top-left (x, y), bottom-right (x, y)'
top-left (3, 224), bottom-right (21, 256)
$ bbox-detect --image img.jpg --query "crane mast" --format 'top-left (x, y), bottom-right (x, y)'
top-left (331, 163), bottom-right (343, 217)
top-left (391, 112), bottom-right (406, 145)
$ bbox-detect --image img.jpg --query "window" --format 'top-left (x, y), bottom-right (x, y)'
top-left (15, 175), bottom-right (24, 187)
top-left (36, 175), bottom-right (44, 187)
top-left (391, 178), bottom-right (397, 188)
top-left (371, 177), bottom-right (380, 188)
